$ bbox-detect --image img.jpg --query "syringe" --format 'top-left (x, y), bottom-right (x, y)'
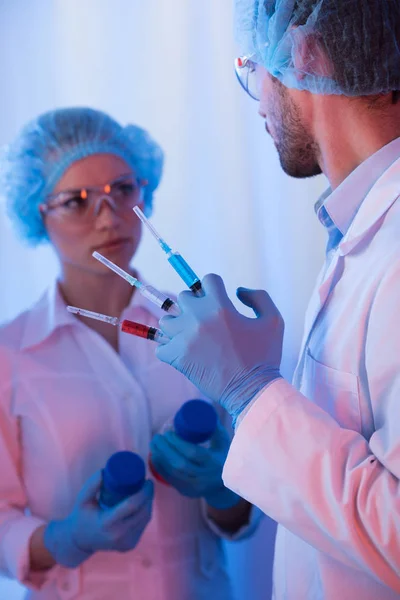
top-left (67, 306), bottom-right (169, 344)
top-left (133, 206), bottom-right (204, 297)
top-left (92, 251), bottom-right (181, 317)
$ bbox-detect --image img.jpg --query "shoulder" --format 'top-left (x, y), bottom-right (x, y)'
top-left (0, 308), bottom-right (31, 351)
top-left (0, 291), bottom-right (47, 351)
top-left (360, 194), bottom-right (400, 280)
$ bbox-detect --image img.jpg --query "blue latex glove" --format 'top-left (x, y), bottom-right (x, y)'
top-left (44, 471), bottom-right (154, 568)
top-left (156, 274), bottom-right (283, 424)
top-left (150, 420), bottom-right (240, 509)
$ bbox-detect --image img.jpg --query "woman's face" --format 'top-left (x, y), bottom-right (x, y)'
top-left (43, 153), bottom-right (144, 274)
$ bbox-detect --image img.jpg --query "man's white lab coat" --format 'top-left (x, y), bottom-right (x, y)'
top-left (224, 152), bottom-right (400, 598)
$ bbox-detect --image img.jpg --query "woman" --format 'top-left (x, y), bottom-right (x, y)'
top-left (0, 107), bottom-right (259, 600)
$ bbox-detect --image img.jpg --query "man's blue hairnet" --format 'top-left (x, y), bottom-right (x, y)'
top-left (235, 0), bottom-right (400, 95)
top-left (0, 107), bottom-right (164, 245)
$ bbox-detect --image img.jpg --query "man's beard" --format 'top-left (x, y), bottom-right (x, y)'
top-left (270, 82), bottom-right (322, 179)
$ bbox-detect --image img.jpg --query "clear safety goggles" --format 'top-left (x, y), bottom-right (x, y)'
top-left (40, 173), bottom-right (147, 225)
top-left (234, 55), bottom-right (259, 101)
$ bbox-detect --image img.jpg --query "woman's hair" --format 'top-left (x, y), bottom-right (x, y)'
top-left (0, 107), bottom-right (164, 245)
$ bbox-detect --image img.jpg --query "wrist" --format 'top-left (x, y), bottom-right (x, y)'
top-left (205, 486), bottom-right (241, 510)
top-left (29, 525), bottom-right (57, 572)
top-left (44, 519), bottom-right (92, 569)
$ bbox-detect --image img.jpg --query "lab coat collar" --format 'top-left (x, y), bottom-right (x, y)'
top-left (20, 283), bottom-right (75, 351)
top-left (316, 137), bottom-right (400, 240)
top-left (338, 155), bottom-right (400, 256)
top-left (20, 271), bottom-right (159, 351)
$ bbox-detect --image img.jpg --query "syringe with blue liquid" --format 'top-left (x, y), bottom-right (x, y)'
top-left (133, 206), bottom-right (204, 297)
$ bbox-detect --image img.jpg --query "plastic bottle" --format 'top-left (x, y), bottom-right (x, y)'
top-left (150, 399), bottom-right (218, 484)
top-left (99, 451), bottom-right (146, 508)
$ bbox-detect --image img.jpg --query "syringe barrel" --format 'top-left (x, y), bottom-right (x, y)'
top-left (141, 285), bottom-right (181, 316)
top-left (121, 320), bottom-right (152, 339)
top-left (167, 252), bottom-right (201, 290)
top-left (121, 320), bottom-right (169, 344)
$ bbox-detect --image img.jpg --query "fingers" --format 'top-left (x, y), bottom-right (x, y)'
top-left (158, 274), bottom-right (235, 343)
top-left (176, 274), bottom-right (232, 311)
top-left (115, 497), bottom-right (154, 545)
top-left (162, 431), bottom-right (210, 465)
top-left (155, 335), bottom-right (182, 365)
top-left (150, 434), bottom-right (204, 478)
top-left (202, 274), bottom-right (233, 305)
top-left (236, 287), bottom-right (276, 318)
top-left (118, 510), bottom-right (152, 549)
top-left (106, 480), bottom-right (154, 524)
top-left (158, 314), bottom-right (185, 337)
top-left (77, 471), bottom-right (103, 505)
top-left (177, 289), bottom-right (199, 309)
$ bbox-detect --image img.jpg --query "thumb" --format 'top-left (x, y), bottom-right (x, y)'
top-left (236, 287), bottom-right (273, 318)
top-left (76, 470), bottom-right (103, 505)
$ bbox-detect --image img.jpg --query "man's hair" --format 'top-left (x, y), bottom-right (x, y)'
top-left (290, 0), bottom-right (400, 102)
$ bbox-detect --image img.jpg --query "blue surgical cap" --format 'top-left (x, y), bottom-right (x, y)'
top-left (235, 0), bottom-right (400, 95)
top-left (0, 107), bottom-right (164, 245)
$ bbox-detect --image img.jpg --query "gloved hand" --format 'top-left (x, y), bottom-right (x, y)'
top-left (150, 420), bottom-right (240, 509)
top-left (156, 274), bottom-right (283, 423)
top-left (44, 471), bottom-right (154, 568)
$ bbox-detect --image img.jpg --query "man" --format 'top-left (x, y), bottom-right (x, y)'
top-left (156, 1), bottom-right (400, 598)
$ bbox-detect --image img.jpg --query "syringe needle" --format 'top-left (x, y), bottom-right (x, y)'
top-left (133, 206), bottom-right (171, 253)
top-left (92, 251), bottom-right (142, 289)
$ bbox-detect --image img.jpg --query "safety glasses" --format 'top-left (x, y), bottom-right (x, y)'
top-left (234, 55), bottom-right (259, 101)
top-left (40, 173), bottom-right (147, 225)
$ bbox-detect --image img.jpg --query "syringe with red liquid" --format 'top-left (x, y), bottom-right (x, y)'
top-left (67, 306), bottom-right (168, 344)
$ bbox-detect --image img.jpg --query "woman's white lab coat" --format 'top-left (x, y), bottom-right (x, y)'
top-left (0, 283), bottom-right (257, 600)
top-left (224, 156), bottom-right (400, 598)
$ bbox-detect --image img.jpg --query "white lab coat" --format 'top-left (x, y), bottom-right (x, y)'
top-left (0, 282), bottom-right (258, 600)
top-left (224, 155), bottom-right (400, 598)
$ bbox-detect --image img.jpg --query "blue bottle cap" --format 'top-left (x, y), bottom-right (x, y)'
top-left (103, 451), bottom-right (146, 496)
top-left (174, 399), bottom-right (217, 444)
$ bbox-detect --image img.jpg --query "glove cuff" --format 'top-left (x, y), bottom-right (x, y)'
top-left (226, 366), bottom-right (282, 426)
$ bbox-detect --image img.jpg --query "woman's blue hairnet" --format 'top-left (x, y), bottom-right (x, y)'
top-left (0, 107), bottom-right (164, 245)
top-left (235, 0), bottom-right (400, 95)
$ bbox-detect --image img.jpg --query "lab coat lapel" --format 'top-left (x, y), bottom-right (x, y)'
top-left (300, 155), bottom-right (400, 356)
top-left (293, 155), bottom-right (400, 390)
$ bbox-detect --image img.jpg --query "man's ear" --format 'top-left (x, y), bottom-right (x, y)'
top-left (291, 30), bottom-right (334, 81)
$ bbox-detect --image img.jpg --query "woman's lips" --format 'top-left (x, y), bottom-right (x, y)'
top-left (93, 238), bottom-right (131, 252)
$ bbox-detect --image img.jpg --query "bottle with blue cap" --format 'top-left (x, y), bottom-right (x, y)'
top-left (99, 451), bottom-right (146, 508)
top-left (150, 399), bottom-right (217, 484)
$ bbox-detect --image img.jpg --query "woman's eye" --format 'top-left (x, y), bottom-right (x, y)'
top-left (62, 196), bottom-right (87, 210)
top-left (115, 182), bottom-right (135, 196)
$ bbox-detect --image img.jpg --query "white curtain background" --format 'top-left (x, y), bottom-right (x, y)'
top-left (0, 1), bottom-right (327, 598)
